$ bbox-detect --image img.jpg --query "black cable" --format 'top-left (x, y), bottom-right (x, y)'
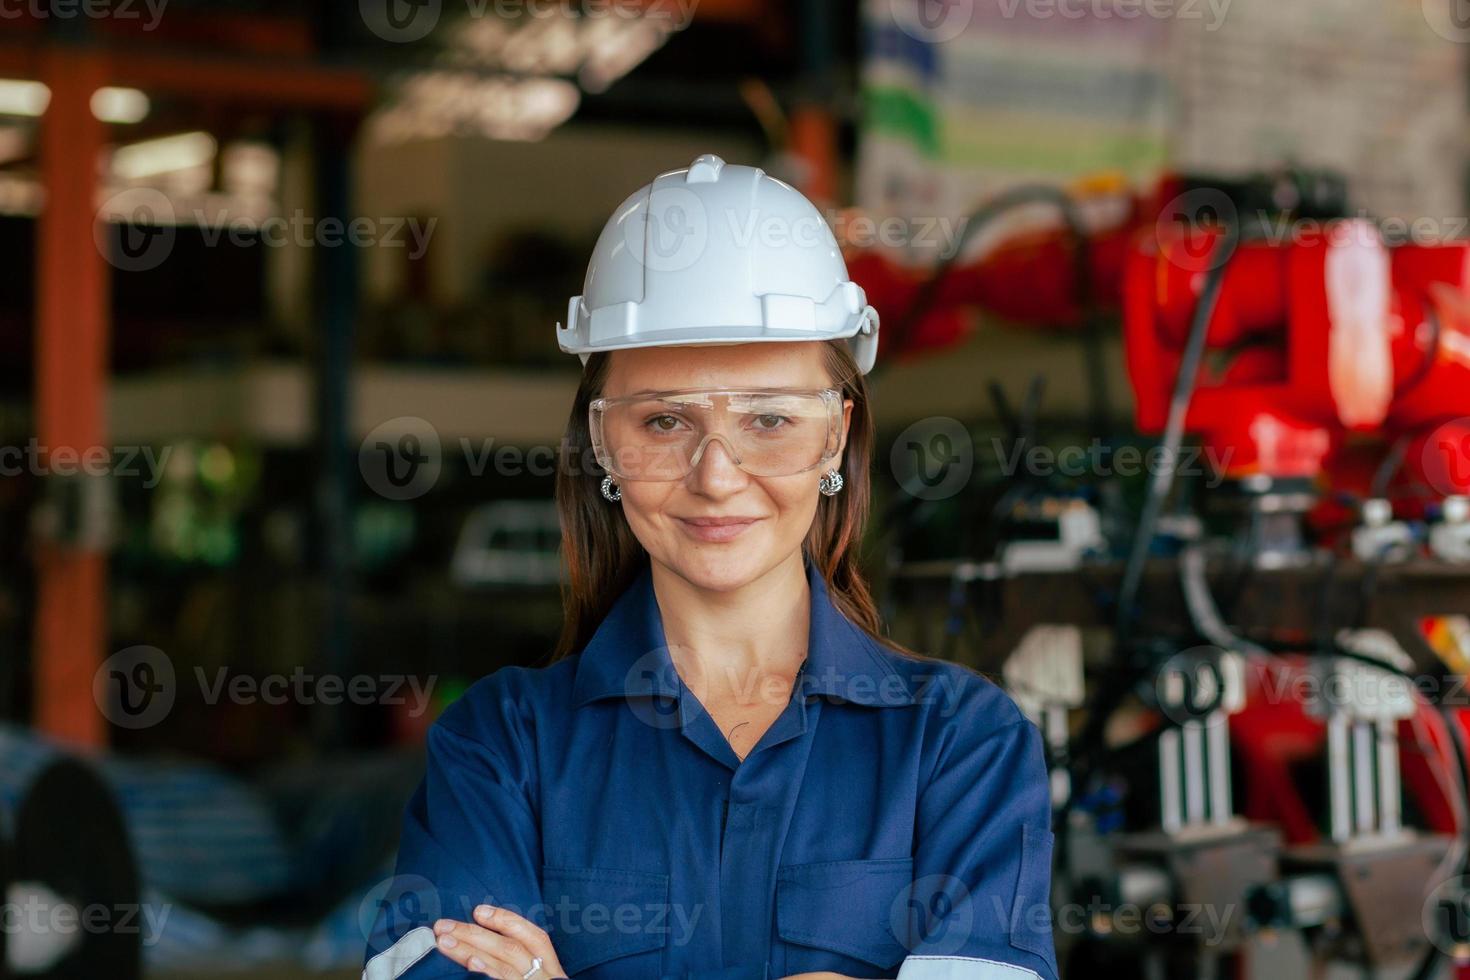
top-left (1371, 435), bottom-right (1412, 499)
top-left (1115, 219), bottom-right (1240, 641)
top-left (1257, 637), bottom-right (1437, 679)
top-left (893, 184), bottom-right (1110, 437)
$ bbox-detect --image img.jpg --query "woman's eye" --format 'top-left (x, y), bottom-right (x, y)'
top-left (646, 414), bottom-right (682, 431)
top-left (753, 414), bottom-right (789, 430)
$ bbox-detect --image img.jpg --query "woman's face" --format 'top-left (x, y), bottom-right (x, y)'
top-left (600, 341), bottom-right (852, 593)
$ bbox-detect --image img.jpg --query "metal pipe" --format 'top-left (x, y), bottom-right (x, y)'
top-left (1161, 727), bottom-right (1182, 834)
top-left (1377, 717), bottom-right (1401, 835)
top-left (1328, 715), bottom-right (1351, 842)
top-left (1184, 719), bottom-right (1206, 825)
top-left (1352, 720), bottom-right (1376, 834)
top-left (1207, 710), bottom-right (1233, 824)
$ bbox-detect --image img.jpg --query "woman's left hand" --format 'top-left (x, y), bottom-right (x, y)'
top-left (432, 905), bottom-right (567, 979)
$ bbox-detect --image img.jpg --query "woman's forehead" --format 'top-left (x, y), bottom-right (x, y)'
top-left (601, 342), bottom-right (831, 395)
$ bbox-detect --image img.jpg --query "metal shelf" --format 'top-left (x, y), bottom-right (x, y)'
top-left (107, 360), bottom-right (583, 447)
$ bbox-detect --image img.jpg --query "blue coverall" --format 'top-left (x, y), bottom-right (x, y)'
top-left (364, 556), bottom-right (1058, 980)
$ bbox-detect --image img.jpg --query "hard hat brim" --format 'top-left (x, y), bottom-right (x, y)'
top-left (558, 306), bottom-right (879, 374)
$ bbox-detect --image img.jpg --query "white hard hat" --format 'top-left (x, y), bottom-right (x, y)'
top-left (557, 153), bottom-right (880, 374)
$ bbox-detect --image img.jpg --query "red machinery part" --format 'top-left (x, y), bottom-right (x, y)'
top-left (842, 182), bottom-right (1148, 361)
top-left (1124, 220), bottom-right (1470, 493)
top-left (1231, 652), bottom-right (1465, 845)
top-left (847, 185), bottom-right (1470, 503)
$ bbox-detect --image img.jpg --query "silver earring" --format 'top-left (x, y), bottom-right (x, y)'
top-left (600, 475), bottom-right (622, 502)
top-left (818, 469), bottom-right (844, 496)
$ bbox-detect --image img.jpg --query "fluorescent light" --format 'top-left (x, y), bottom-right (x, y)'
top-left (92, 87), bottom-right (150, 124)
top-left (111, 131), bottom-right (216, 180)
top-left (579, 18), bottom-right (669, 94)
top-left (0, 81), bottom-right (151, 123)
top-left (370, 73), bottom-right (579, 143)
top-left (0, 79), bottom-right (49, 117)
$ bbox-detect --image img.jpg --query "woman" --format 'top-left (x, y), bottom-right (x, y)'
top-left (364, 156), bottom-right (1057, 980)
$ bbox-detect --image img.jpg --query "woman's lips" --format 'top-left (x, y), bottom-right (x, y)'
top-left (676, 516), bottom-right (761, 542)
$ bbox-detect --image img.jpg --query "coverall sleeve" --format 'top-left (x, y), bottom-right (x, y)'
top-left (896, 704), bottom-right (1060, 980)
top-left (363, 706), bottom-right (545, 980)
top-left (361, 682), bottom-right (772, 980)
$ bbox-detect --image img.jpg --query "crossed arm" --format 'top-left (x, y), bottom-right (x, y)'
top-left (429, 904), bottom-right (860, 980)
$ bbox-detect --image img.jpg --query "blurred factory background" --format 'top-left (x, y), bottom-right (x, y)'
top-left (2, 0), bottom-right (1470, 977)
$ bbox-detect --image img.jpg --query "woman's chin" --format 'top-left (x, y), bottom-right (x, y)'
top-left (665, 549), bottom-right (769, 593)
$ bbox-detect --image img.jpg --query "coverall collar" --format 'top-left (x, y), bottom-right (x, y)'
top-left (571, 554), bottom-right (915, 709)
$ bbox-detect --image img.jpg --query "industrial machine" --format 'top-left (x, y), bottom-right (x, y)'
top-left (860, 169), bottom-right (1470, 979)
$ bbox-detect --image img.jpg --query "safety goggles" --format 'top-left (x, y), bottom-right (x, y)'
top-left (589, 386), bottom-right (844, 481)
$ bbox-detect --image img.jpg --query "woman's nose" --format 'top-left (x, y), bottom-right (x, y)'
top-left (686, 434), bottom-right (749, 491)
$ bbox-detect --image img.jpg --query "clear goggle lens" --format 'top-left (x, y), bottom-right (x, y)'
top-left (590, 387), bottom-right (841, 481)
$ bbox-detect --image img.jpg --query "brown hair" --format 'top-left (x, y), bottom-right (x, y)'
top-left (551, 340), bottom-right (916, 662)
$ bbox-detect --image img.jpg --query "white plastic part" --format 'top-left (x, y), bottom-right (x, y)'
top-left (1004, 624), bottom-right (1086, 714)
top-left (1430, 495), bottom-right (1470, 563)
top-left (1324, 220), bottom-right (1393, 428)
top-left (1351, 497), bottom-right (1414, 562)
top-left (999, 500), bottom-right (1104, 573)
top-left (7, 881), bottom-right (82, 973)
top-left (557, 154), bottom-right (881, 373)
top-left (1309, 628), bottom-right (1417, 722)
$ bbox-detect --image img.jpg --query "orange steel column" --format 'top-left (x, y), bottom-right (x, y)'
top-left (788, 106), bottom-right (837, 206)
top-left (33, 48), bottom-right (111, 746)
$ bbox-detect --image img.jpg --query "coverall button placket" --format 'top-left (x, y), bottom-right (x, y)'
top-left (711, 690), bottom-right (821, 973)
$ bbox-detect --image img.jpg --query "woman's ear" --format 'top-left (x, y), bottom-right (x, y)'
top-left (837, 397), bottom-right (854, 459)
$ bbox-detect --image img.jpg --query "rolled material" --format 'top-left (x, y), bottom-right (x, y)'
top-left (0, 729), bottom-right (142, 980)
